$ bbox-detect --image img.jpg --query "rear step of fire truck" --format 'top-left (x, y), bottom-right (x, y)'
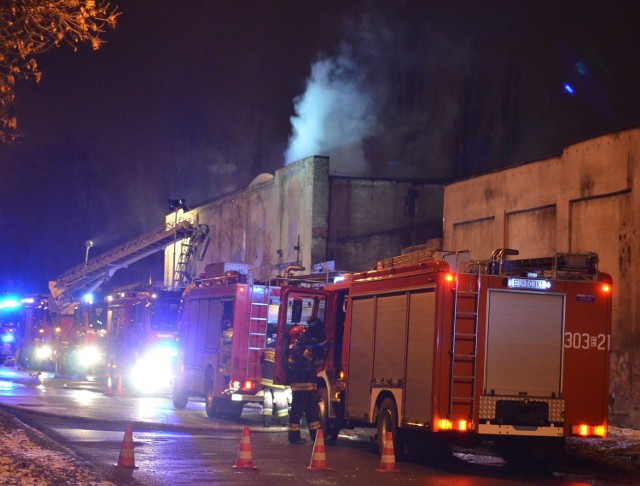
top-left (449, 254), bottom-right (481, 421)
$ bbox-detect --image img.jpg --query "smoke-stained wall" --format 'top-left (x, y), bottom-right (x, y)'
top-left (329, 178), bottom-right (444, 271)
top-left (274, 156), bottom-right (330, 271)
top-left (443, 127), bottom-right (640, 428)
top-left (165, 155), bottom-right (443, 282)
top-left (165, 156), bottom-right (332, 283)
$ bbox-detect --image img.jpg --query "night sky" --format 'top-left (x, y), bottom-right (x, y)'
top-left (2, 0), bottom-right (640, 296)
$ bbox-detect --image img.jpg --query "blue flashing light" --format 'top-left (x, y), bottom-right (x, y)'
top-left (1, 333), bottom-right (14, 344)
top-left (564, 83), bottom-right (575, 95)
top-left (82, 293), bottom-right (94, 304)
top-left (0, 298), bottom-right (21, 310)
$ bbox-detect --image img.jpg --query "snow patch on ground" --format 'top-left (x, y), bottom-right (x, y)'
top-left (0, 410), bottom-right (114, 485)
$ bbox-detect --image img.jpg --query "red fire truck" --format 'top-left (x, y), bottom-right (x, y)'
top-left (273, 248), bottom-right (613, 462)
top-left (105, 285), bottom-right (182, 393)
top-left (17, 294), bottom-right (106, 376)
top-left (61, 299), bottom-right (108, 376)
top-left (172, 262), bottom-right (340, 420)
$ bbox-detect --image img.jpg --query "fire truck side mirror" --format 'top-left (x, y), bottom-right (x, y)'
top-left (291, 298), bottom-right (303, 324)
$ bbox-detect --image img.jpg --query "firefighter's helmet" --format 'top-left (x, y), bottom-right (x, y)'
top-left (289, 325), bottom-right (306, 342)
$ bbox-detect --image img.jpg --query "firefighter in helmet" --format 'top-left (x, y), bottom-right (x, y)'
top-left (286, 324), bottom-right (322, 444)
top-left (260, 332), bottom-right (289, 426)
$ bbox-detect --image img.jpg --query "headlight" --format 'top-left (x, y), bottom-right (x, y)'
top-left (128, 344), bottom-right (176, 393)
top-left (36, 345), bottom-right (52, 360)
top-left (77, 346), bottom-right (102, 368)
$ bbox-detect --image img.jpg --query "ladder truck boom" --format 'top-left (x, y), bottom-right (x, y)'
top-left (49, 218), bottom-right (207, 312)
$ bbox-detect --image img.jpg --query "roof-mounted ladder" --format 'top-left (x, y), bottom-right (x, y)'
top-left (449, 254), bottom-right (481, 421)
top-left (172, 224), bottom-right (209, 288)
top-left (246, 285), bottom-right (269, 380)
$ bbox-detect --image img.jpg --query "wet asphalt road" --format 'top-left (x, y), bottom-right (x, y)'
top-left (1, 367), bottom-right (640, 485)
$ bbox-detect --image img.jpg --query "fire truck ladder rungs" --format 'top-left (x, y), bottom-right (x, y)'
top-left (173, 224), bottom-right (209, 288)
top-left (246, 289), bottom-right (268, 378)
top-left (449, 263), bottom-right (481, 418)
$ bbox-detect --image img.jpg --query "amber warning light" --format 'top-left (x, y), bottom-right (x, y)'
top-left (571, 424), bottom-right (607, 438)
top-left (601, 283), bottom-right (611, 294)
top-left (437, 418), bottom-right (471, 432)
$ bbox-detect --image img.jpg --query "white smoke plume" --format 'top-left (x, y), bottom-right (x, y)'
top-left (284, 45), bottom-right (378, 174)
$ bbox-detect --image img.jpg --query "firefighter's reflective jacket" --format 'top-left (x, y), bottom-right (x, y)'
top-left (260, 339), bottom-right (279, 387)
top-left (286, 328), bottom-right (317, 391)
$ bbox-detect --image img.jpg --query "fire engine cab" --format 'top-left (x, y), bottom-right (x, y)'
top-left (274, 248), bottom-right (612, 462)
top-left (172, 263), bottom-right (279, 418)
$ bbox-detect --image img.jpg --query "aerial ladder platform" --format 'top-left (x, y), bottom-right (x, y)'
top-left (49, 218), bottom-right (209, 312)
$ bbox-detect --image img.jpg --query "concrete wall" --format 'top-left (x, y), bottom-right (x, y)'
top-left (164, 156), bottom-right (327, 282)
top-left (443, 127), bottom-right (640, 427)
top-left (328, 178), bottom-right (444, 271)
top-left (165, 156), bottom-right (444, 281)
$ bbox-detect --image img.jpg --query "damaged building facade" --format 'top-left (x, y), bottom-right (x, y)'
top-left (164, 155), bottom-right (443, 283)
top-left (443, 127), bottom-right (640, 428)
top-left (164, 129), bottom-right (640, 428)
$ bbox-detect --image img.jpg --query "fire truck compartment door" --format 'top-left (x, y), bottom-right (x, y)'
top-left (183, 297), bottom-right (222, 393)
top-left (404, 291), bottom-right (436, 424)
top-left (347, 291), bottom-right (435, 423)
top-left (485, 291), bottom-right (564, 397)
top-left (346, 297), bottom-right (376, 420)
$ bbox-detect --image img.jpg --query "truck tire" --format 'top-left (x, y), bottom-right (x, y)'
top-left (376, 397), bottom-right (400, 456)
top-left (204, 372), bottom-right (220, 418)
top-left (172, 390), bottom-right (189, 409)
top-left (318, 387), bottom-right (340, 442)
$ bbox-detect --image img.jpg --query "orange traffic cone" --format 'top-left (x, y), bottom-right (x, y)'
top-left (232, 427), bottom-right (258, 470)
top-left (106, 375), bottom-right (113, 395)
top-left (306, 429), bottom-right (334, 471)
top-left (376, 431), bottom-right (399, 473)
top-left (115, 425), bottom-right (137, 469)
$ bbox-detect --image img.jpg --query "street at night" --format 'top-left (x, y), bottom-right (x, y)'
top-left (1, 366), bottom-right (639, 485)
top-left (3, 2), bottom-right (640, 485)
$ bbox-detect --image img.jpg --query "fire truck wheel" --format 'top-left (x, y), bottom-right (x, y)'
top-left (318, 387), bottom-right (340, 442)
top-left (376, 397), bottom-right (400, 455)
top-left (205, 373), bottom-right (221, 418)
top-left (172, 390), bottom-right (188, 409)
